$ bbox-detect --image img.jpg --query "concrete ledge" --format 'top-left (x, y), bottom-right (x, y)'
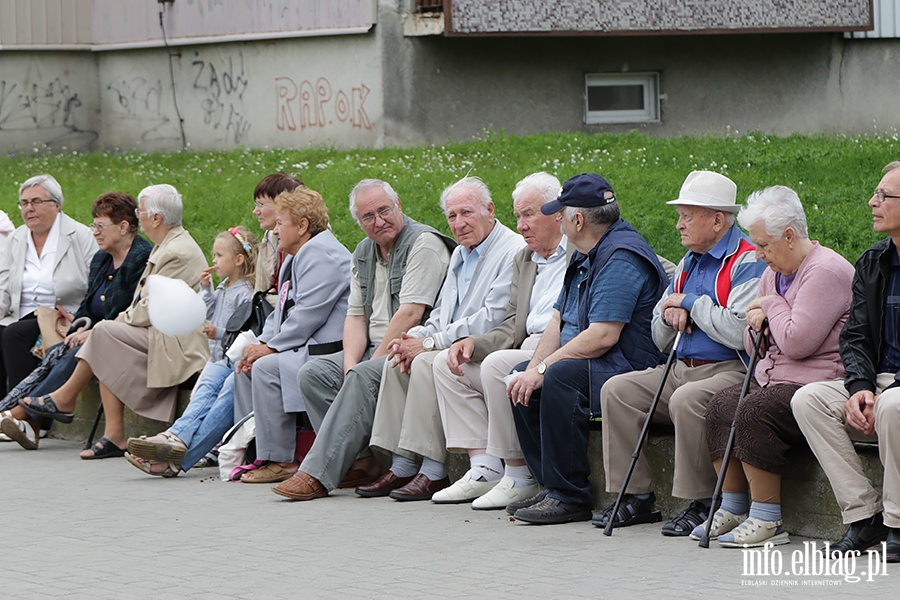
top-left (448, 425), bottom-right (882, 541)
top-left (51, 385), bottom-right (877, 540)
top-left (49, 381), bottom-right (192, 444)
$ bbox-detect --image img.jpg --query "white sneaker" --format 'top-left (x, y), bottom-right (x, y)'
top-left (0, 415), bottom-right (38, 450)
top-left (0, 411), bottom-right (13, 442)
top-left (472, 476), bottom-right (540, 511)
top-left (431, 470), bottom-right (499, 504)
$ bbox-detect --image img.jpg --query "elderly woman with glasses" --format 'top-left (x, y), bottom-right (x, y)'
top-left (0, 192), bottom-right (152, 448)
top-left (692, 185), bottom-right (855, 548)
top-left (21, 184), bottom-right (209, 459)
top-left (0, 175), bottom-right (97, 398)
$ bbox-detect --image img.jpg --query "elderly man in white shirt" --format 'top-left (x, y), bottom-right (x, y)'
top-left (430, 172), bottom-right (569, 510)
top-left (363, 176), bottom-right (525, 501)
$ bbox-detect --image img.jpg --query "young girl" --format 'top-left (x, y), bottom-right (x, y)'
top-left (126, 226), bottom-right (258, 477)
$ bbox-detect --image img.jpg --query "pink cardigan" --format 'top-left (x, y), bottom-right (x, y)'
top-left (745, 242), bottom-right (854, 386)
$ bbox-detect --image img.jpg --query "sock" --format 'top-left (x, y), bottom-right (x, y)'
top-left (469, 454), bottom-right (503, 482)
top-left (696, 497), bottom-right (713, 509)
top-left (504, 464), bottom-right (534, 488)
top-left (749, 501), bottom-right (782, 523)
top-left (418, 457), bottom-right (447, 481)
top-left (634, 493), bottom-right (653, 501)
top-left (720, 492), bottom-right (750, 516)
top-left (390, 454), bottom-right (418, 478)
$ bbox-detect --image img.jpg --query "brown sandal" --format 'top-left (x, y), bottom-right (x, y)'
top-left (240, 461), bottom-right (298, 484)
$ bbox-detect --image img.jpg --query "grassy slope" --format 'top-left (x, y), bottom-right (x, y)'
top-left (2, 131), bottom-right (897, 267)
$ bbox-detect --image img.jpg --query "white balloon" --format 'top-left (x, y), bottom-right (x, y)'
top-left (143, 274), bottom-right (207, 337)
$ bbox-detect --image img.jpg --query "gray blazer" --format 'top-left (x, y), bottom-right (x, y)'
top-left (259, 229), bottom-right (351, 413)
top-left (0, 212), bottom-right (97, 326)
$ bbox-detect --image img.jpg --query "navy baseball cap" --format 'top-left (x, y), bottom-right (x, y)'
top-left (540, 173), bottom-right (616, 215)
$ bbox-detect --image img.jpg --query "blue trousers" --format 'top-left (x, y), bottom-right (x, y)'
top-left (511, 358), bottom-right (593, 506)
top-left (169, 359), bottom-right (236, 471)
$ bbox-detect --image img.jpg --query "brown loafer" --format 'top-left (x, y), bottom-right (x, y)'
top-left (389, 474), bottom-right (451, 502)
top-left (272, 471), bottom-right (328, 501)
top-left (338, 456), bottom-right (382, 489)
top-left (355, 471), bottom-right (415, 498)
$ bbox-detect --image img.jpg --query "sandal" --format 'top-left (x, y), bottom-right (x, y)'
top-left (80, 437), bottom-right (126, 460)
top-left (19, 395), bottom-right (74, 424)
top-left (240, 461), bottom-right (298, 484)
top-left (0, 411), bottom-right (15, 442)
top-left (125, 452), bottom-right (180, 478)
top-left (0, 414), bottom-right (38, 450)
top-left (127, 431), bottom-right (188, 462)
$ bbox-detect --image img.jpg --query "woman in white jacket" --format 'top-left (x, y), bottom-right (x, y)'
top-left (0, 175), bottom-right (97, 395)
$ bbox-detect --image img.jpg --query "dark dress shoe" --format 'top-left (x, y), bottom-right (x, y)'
top-left (338, 456), bottom-right (382, 489)
top-left (884, 527), bottom-right (900, 562)
top-left (513, 496), bottom-right (592, 525)
top-left (356, 471), bottom-right (415, 498)
top-left (592, 493), bottom-right (662, 529)
top-left (823, 513), bottom-right (889, 556)
top-left (389, 474), bottom-right (450, 502)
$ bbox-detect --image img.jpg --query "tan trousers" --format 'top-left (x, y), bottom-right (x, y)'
top-left (791, 373), bottom-right (900, 527)
top-left (601, 359), bottom-right (745, 499)
top-left (433, 336), bottom-right (540, 460)
top-left (370, 351), bottom-right (445, 462)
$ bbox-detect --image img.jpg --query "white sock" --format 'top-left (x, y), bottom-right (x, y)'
top-left (390, 454), bottom-right (418, 478)
top-left (469, 454), bottom-right (503, 482)
top-left (504, 464), bottom-right (534, 488)
top-left (418, 457), bottom-right (447, 481)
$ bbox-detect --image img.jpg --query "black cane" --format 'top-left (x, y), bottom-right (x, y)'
top-left (84, 402), bottom-right (104, 450)
top-left (698, 320), bottom-right (768, 548)
top-left (604, 329), bottom-right (683, 537)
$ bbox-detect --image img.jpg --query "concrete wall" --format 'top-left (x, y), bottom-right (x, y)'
top-left (385, 28), bottom-right (900, 145)
top-left (1, 1), bottom-right (899, 155)
top-left (0, 31), bottom-right (384, 154)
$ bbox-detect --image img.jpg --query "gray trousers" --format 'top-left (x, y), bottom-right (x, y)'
top-left (234, 353), bottom-right (296, 463)
top-left (297, 349), bottom-right (386, 491)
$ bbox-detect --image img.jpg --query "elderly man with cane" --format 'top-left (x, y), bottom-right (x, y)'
top-left (505, 172), bottom-right (668, 525)
top-left (596, 171), bottom-right (766, 536)
top-left (695, 186), bottom-right (853, 548)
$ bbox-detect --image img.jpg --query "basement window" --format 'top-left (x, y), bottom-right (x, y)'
top-left (585, 73), bottom-right (660, 124)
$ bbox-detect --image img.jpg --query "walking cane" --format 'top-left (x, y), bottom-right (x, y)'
top-left (698, 319), bottom-right (768, 548)
top-left (604, 329), bottom-right (683, 537)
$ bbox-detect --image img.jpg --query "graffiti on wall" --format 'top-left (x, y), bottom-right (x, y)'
top-left (106, 76), bottom-right (181, 144)
top-left (274, 76), bottom-right (373, 133)
top-left (0, 77), bottom-right (98, 150)
top-left (191, 49), bottom-right (252, 144)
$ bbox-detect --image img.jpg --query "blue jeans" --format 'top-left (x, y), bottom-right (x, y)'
top-left (511, 358), bottom-right (592, 506)
top-left (169, 359), bottom-right (236, 471)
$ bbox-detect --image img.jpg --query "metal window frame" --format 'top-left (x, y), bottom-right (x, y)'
top-left (584, 72), bottom-right (660, 125)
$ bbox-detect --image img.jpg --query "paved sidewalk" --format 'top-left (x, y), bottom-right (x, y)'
top-left (2, 440), bottom-right (894, 599)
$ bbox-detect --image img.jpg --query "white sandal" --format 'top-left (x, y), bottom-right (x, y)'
top-left (718, 516), bottom-right (790, 548)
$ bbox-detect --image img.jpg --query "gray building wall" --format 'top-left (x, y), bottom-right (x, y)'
top-left (0, 1), bottom-right (897, 155)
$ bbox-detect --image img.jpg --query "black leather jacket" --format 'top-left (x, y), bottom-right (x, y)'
top-left (840, 237), bottom-right (899, 395)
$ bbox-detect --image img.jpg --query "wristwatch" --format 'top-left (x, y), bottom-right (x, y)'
top-left (423, 336), bottom-right (435, 351)
top-left (536, 361), bottom-right (547, 375)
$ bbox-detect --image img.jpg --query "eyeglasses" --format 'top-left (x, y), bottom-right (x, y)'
top-left (17, 198), bottom-right (58, 210)
top-left (359, 205), bottom-right (396, 226)
top-left (873, 190), bottom-right (900, 204)
top-left (134, 208), bottom-right (149, 218)
top-left (254, 199), bottom-right (273, 209)
top-left (89, 222), bottom-right (113, 232)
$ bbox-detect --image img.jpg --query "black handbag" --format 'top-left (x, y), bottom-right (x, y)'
top-left (222, 291), bottom-right (275, 353)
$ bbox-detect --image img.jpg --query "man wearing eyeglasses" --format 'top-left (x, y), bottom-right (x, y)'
top-left (793, 161), bottom-right (900, 561)
top-left (274, 178), bottom-right (454, 500)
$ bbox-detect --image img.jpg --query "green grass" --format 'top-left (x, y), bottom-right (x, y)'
top-left (3, 130), bottom-right (897, 264)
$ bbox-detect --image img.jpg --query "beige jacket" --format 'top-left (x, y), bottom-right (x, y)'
top-left (117, 226), bottom-right (209, 388)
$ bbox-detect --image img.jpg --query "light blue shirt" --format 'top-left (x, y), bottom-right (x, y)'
top-left (526, 237), bottom-right (568, 336)
top-left (454, 245), bottom-right (481, 320)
